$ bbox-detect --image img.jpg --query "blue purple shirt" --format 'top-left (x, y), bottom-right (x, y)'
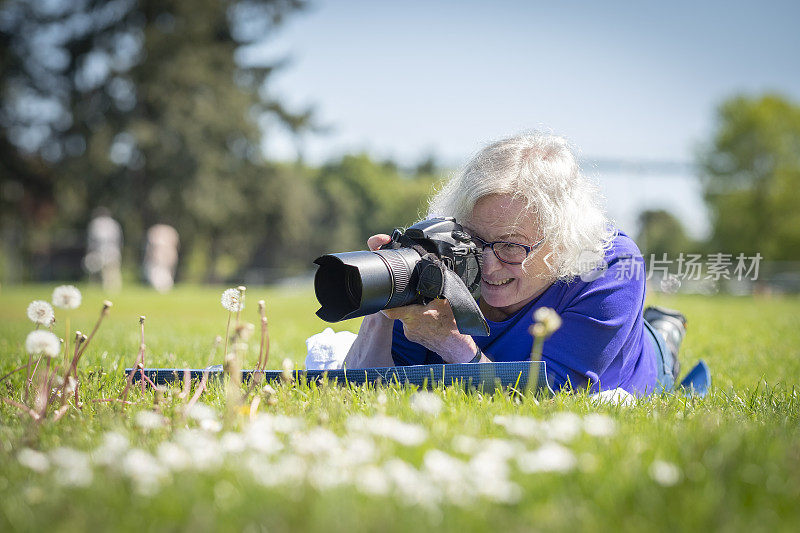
top-left (391, 230), bottom-right (658, 394)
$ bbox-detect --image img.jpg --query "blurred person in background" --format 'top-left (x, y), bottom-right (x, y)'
top-left (344, 132), bottom-right (688, 394)
top-left (83, 207), bottom-right (122, 292)
top-left (144, 224), bottom-right (180, 292)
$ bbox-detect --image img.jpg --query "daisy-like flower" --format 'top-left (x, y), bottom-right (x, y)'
top-left (220, 288), bottom-right (244, 312)
top-left (25, 330), bottom-right (61, 358)
top-left (26, 300), bottom-right (54, 325)
top-left (52, 285), bottom-right (82, 309)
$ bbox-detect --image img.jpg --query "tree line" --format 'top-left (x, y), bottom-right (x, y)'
top-left (2, 1), bottom-right (799, 284)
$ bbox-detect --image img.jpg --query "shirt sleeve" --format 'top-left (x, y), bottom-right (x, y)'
top-left (540, 252), bottom-right (646, 392)
top-left (390, 320), bottom-right (445, 366)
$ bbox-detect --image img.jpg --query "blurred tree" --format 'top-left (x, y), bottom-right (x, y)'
top-left (0, 0), bottom-right (314, 281)
top-left (699, 94), bottom-right (800, 260)
top-left (636, 209), bottom-right (695, 258)
top-left (312, 154), bottom-right (436, 255)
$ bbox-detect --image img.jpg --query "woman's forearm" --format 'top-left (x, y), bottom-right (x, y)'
top-left (343, 313), bottom-right (395, 368)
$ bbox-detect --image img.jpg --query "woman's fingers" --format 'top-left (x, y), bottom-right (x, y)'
top-left (367, 234), bottom-right (392, 252)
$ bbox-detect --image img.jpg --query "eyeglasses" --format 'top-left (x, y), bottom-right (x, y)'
top-left (471, 235), bottom-right (544, 265)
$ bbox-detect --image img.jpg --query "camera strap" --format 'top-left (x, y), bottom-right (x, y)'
top-left (416, 254), bottom-right (490, 337)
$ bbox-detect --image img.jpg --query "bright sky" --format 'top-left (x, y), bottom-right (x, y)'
top-left (251, 0), bottom-right (800, 236)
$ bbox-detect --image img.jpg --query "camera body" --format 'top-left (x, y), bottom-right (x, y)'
top-left (314, 217), bottom-right (485, 333)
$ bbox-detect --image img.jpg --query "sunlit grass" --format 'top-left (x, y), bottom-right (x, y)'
top-left (1, 284), bottom-right (799, 531)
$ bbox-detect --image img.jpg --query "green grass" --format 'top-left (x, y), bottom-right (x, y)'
top-left (1, 284), bottom-right (800, 532)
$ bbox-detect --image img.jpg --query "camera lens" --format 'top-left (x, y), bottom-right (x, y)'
top-left (313, 247), bottom-right (421, 322)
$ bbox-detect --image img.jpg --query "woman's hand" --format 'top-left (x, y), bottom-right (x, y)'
top-left (367, 234), bottom-right (480, 364)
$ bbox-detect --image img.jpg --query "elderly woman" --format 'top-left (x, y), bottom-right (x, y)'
top-left (343, 132), bottom-right (686, 394)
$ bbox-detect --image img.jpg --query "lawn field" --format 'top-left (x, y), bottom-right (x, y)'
top-left (1, 283), bottom-right (800, 532)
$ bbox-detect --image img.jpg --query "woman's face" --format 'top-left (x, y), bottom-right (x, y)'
top-left (463, 194), bottom-right (555, 321)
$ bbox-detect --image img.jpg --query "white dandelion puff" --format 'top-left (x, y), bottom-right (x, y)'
top-left (583, 413), bottom-right (617, 437)
top-left (50, 447), bottom-right (93, 487)
top-left (517, 442), bottom-right (577, 473)
top-left (410, 391), bottom-right (443, 416)
top-left (52, 285), bottom-right (82, 309)
top-left (26, 300), bottom-right (54, 325)
top-left (533, 307), bottom-right (562, 336)
top-left (220, 288), bottom-right (244, 312)
top-left (25, 330), bottom-right (61, 358)
top-left (649, 460), bottom-right (681, 486)
top-left (135, 410), bottom-right (168, 430)
top-left (187, 403), bottom-right (217, 422)
top-left (17, 448), bottom-right (50, 473)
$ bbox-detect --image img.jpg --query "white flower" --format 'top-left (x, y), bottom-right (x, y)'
top-left (649, 460), bottom-right (681, 486)
top-left (50, 447), bottom-right (93, 487)
top-left (122, 448), bottom-right (167, 495)
top-left (583, 413), bottom-right (617, 437)
top-left (355, 465), bottom-right (391, 496)
top-left (544, 412), bottom-right (583, 443)
top-left (517, 442), bottom-right (577, 473)
top-left (25, 330), bottom-right (61, 358)
top-left (220, 432), bottom-right (247, 455)
top-left (410, 391), bottom-right (443, 416)
top-left (290, 427), bottom-right (340, 455)
top-left (493, 415), bottom-right (540, 438)
top-left (157, 442), bottom-right (192, 471)
top-left (135, 410), bottom-right (167, 430)
top-left (220, 288), bottom-right (244, 312)
top-left (52, 285), bottom-right (82, 309)
top-left (18, 448), bottom-right (50, 473)
top-left (92, 431), bottom-right (130, 466)
top-left (186, 402), bottom-right (217, 422)
top-left (200, 419), bottom-right (222, 433)
top-left (347, 415), bottom-right (427, 446)
top-left (26, 300), bottom-right (54, 325)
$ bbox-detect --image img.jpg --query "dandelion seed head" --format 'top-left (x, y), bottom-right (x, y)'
top-left (26, 300), bottom-right (54, 325)
top-left (410, 391), bottom-right (443, 416)
top-left (235, 322), bottom-right (255, 341)
top-left (533, 307), bottom-right (562, 336)
top-left (583, 413), bottom-right (617, 437)
top-left (649, 460), bottom-right (681, 486)
top-left (517, 442), bottom-right (577, 473)
top-left (220, 288), bottom-right (244, 312)
top-left (50, 447), bottom-right (93, 487)
top-left (187, 402), bottom-right (217, 422)
top-left (25, 330), bottom-right (61, 357)
top-left (52, 285), bottom-right (82, 309)
top-left (18, 448), bottom-right (50, 473)
top-left (135, 410), bottom-right (167, 430)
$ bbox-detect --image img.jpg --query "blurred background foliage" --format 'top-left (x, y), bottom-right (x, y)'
top-left (0, 0), bottom-right (437, 284)
top-left (1, 1), bottom-right (799, 285)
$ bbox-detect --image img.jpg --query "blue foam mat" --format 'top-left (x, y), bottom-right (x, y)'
top-left (127, 361), bottom-right (555, 394)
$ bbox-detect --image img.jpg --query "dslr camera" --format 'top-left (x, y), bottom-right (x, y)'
top-left (313, 217), bottom-right (489, 336)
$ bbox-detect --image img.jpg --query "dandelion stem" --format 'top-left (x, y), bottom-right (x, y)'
top-left (186, 370), bottom-right (210, 411)
top-left (179, 369), bottom-right (191, 401)
top-left (139, 317), bottom-right (146, 395)
top-left (1, 396), bottom-right (41, 421)
top-left (25, 355), bottom-right (43, 404)
top-left (257, 300), bottom-right (269, 372)
top-left (223, 311), bottom-right (231, 361)
top-left (63, 316), bottom-right (70, 368)
top-left (74, 301), bottom-right (112, 364)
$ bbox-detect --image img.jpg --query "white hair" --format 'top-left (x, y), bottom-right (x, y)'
top-left (428, 132), bottom-right (615, 280)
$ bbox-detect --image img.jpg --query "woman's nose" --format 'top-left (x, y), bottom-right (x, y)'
top-left (481, 247), bottom-right (503, 273)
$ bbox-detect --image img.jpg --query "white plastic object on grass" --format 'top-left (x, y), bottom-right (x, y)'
top-left (305, 327), bottom-right (357, 370)
top-left (591, 388), bottom-right (635, 407)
